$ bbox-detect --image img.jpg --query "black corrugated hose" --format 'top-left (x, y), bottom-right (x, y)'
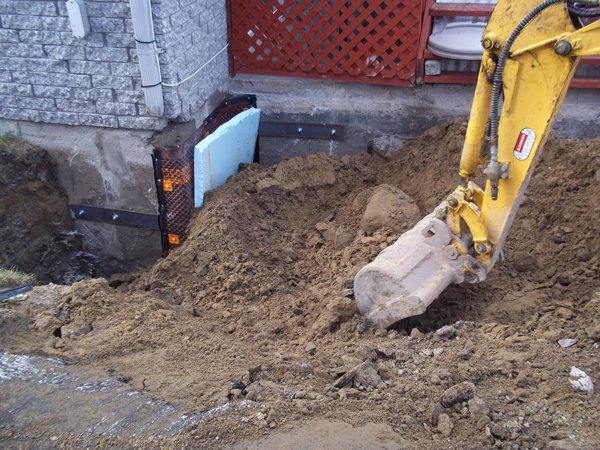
top-left (568, 4), bottom-right (600, 15)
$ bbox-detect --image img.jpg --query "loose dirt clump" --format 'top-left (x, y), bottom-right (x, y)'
top-left (1, 119), bottom-right (599, 448)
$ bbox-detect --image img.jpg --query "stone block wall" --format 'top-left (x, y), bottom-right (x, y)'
top-left (155, 0), bottom-right (229, 121)
top-left (0, 0), bottom-right (229, 130)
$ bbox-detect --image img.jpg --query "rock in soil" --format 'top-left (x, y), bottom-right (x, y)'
top-left (439, 382), bottom-right (476, 408)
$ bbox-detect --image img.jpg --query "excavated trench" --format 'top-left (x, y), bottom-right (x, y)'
top-left (1, 121), bottom-right (599, 448)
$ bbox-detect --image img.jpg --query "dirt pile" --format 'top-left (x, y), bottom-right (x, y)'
top-left (1, 120), bottom-right (599, 448)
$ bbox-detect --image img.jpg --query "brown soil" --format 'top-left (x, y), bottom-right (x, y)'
top-left (1, 119), bottom-right (599, 449)
top-left (0, 137), bottom-right (121, 285)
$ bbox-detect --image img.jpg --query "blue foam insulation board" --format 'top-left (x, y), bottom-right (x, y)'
top-left (194, 108), bottom-right (260, 208)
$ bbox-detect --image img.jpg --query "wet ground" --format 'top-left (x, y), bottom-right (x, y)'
top-left (1, 351), bottom-right (411, 449)
top-left (0, 352), bottom-right (248, 447)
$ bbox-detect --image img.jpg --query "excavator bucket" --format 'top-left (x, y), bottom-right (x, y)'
top-left (354, 206), bottom-right (486, 329)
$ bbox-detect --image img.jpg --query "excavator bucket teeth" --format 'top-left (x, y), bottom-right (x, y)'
top-left (354, 209), bottom-right (485, 329)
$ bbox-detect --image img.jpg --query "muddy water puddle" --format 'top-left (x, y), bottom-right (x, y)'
top-left (0, 352), bottom-right (244, 445)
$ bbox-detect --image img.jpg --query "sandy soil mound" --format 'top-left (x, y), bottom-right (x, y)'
top-left (1, 119), bottom-right (599, 448)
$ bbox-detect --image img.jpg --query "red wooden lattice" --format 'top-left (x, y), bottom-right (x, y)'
top-left (227, 0), bottom-right (425, 86)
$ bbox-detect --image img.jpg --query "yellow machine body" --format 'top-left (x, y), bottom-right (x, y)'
top-left (354, 0), bottom-right (600, 328)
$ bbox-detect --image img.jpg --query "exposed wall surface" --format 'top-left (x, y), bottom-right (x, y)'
top-left (228, 74), bottom-right (600, 164)
top-left (4, 119), bottom-right (162, 263)
top-left (0, 0), bottom-right (229, 130)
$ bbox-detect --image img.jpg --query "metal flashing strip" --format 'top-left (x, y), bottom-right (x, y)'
top-left (0, 284), bottom-right (33, 301)
top-left (258, 122), bottom-right (345, 141)
top-left (69, 205), bottom-right (160, 230)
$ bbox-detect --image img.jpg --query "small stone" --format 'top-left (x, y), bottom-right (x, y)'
top-left (357, 344), bottom-right (378, 361)
top-left (459, 349), bottom-right (472, 360)
top-left (440, 381), bottom-right (476, 407)
top-left (468, 396), bottom-right (490, 418)
top-left (513, 251), bottom-right (539, 272)
top-left (437, 413), bottom-right (454, 437)
top-left (374, 328), bottom-right (387, 337)
top-left (548, 439), bottom-right (579, 450)
top-left (515, 370), bottom-right (531, 388)
top-left (569, 366), bottom-right (594, 393)
top-left (357, 320), bottom-right (367, 334)
top-left (360, 185), bottom-right (421, 234)
top-left (293, 390), bottom-right (306, 399)
top-left (558, 338), bottom-right (577, 348)
top-left (491, 420), bottom-right (521, 441)
top-left (230, 388), bottom-right (243, 400)
top-left (315, 222), bottom-right (336, 242)
top-left (576, 246), bottom-right (592, 262)
top-left (477, 416), bottom-right (490, 430)
top-left (256, 412), bottom-right (266, 421)
top-left (245, 383), bottom-right (263, 401)
top-left (256, 178), bottom-right (280, 191)
top-left (226, 323), bottom-right (236, 334)
top-left (333, 360), bottom-right (382, 389)
top-left (342, 288), bottom-right (354, 298)
top-left (334, 228), bottom-right (355, 250)
top-left (430, 402), bottom-right (446, 426)
top-left (556, 272), bottom-right (574, 286)
top-left (311, 297), bottom-right (357, 336)
top-left (432, 348), bottom-right (444, 356)
top-left (555, 307), bottom-right (574, 320)
top-left (434, 325), bottom-right (457, 341)
top-left (305, 342), bottom-right (317, 355)
top-left (410, 328), bottom-right (423, 338)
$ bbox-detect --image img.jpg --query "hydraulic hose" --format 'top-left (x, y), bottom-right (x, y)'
top-left (487, 0), bottom-right (567, 200)
top-left (568, 4), bottom-right (600, 15)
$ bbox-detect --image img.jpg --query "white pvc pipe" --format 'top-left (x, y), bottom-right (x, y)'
top-left (129, 0), bottom-right (164, 116)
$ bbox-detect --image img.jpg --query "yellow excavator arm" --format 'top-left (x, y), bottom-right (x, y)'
top-left (354, 0), bottom-right (600, 328)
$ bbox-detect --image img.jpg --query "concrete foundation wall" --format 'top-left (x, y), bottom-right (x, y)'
top-left (228, 75), bottom-right (600, 165)
top-left (0, 118), bottom-right (162, 264)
